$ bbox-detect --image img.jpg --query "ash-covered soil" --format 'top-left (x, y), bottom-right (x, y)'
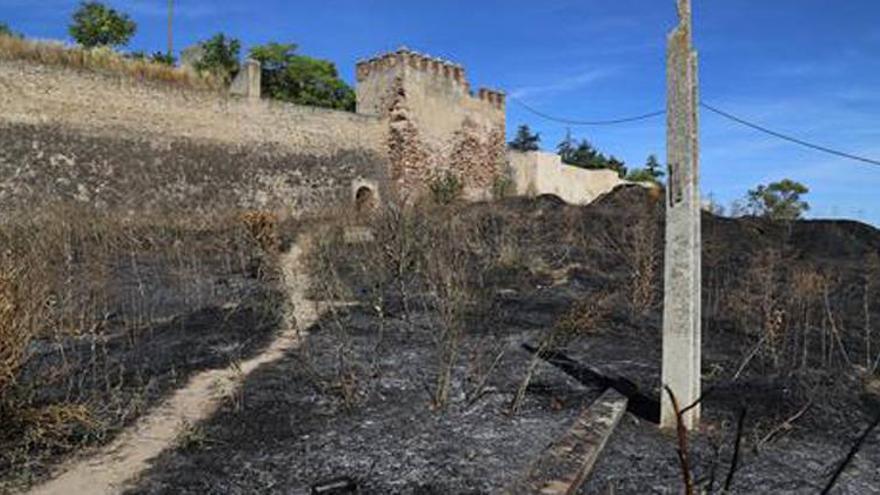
top-left (0, 251), bottom-right (284, 491)
top-left (127, 307), bottom-right (598, 494)
top-left (123, 187), bottom-right (880, 493)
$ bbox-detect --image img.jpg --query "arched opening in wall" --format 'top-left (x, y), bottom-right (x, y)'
top-left (355, 186), bottom-right (376, 214)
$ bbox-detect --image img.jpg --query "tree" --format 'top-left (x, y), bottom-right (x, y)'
top-left (509, 125), bottom-right (540, 151)
top-left (69, 2), bottom-right (136, 48)
top-left (249, 42), bottom-right (356, 111)
top-left (557, 128), bottom-right (576, 163)
top-left (194, 33), bottom-right (241, 82)
top-left (626, 154), bottom-right (665, 184)
top-left (0, 22), bottom-right (20, 38)
top-left (744, 179), bottom-right (810, 220)
top-left (606, 156), bottom-right (627, 178)
top-left (558, 136), bottom-right (626, 176)
top-left (646, 154), bottom-right (664, 180)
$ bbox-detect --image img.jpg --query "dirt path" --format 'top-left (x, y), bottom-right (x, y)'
top-left (28, 239), bottom-right (317, 495)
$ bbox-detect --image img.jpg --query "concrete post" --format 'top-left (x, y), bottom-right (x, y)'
top-left (661, 0), bottom-right (701, 430)
top-left (230, 59), bottom-right (261, 100)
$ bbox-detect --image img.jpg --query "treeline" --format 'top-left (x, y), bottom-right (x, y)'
top-left (509, 124), bottom-right (811, 220)
top-left (508, 124), bottom-right (663, 183)
top-left (1, 2), bottom-right (355, 111)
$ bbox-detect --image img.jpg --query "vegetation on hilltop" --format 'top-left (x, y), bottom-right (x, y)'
top-left (0, 33), bottom-right (222, 90)
top-left (69, 1), bottom-right (136, 49)
top-left (740, 179), bottom-right (811, 220)
top-left (557, 129), bottom-right (627, 177)
top-left (508, 124), bottom-right (541, 152)
top-left (250, 42), bottom-right (357, 111)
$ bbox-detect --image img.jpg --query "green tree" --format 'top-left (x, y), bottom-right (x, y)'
top-left (195, 33), bottom-right (241, 82)
top-left (508, 124), bottom-right (540, 151)
top-left (0, 22), bottom-right (20, 38)
top-left (744, 179), bottom-right (810, 220)
top-left (557, 134), bottom-right (628, 178)
top-left (69, 2), bottom-right (136, 48)
top-left (249, 42), bottom-right (356, 111)
top-left (557, 129), bottom-right (576, 163)
top-left (626, 154), bottom-right (665, 183)
top-left (606, 156), bottom-right (627, 178)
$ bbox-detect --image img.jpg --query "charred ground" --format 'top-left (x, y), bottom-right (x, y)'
top-left (123, 186), bottom-right (880, 494)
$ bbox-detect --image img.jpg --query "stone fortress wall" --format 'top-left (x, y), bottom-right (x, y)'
top-left (0, 59), bottom-right (389, 214)
top-left (356, 48), bottom-right (506, 199)
top-left (0, 47), bottom-right (626, 215)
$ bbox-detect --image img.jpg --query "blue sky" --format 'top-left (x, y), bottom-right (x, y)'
top-left (3, 0), bottom-right (879, 225)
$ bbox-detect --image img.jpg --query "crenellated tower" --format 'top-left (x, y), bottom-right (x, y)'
top-left (355, 47), bottom-right (506, 199)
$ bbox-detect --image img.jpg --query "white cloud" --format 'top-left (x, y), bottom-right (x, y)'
top-left (509, 67), bottom-right (618, 99)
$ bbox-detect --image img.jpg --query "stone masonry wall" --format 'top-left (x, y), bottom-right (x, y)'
top-left (356, 49), bottom-right (505, 200)
top-left (0, 60), bottom-right (389, 214)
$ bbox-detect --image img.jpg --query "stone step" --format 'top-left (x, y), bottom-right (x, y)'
top-left (502, 389), bottom-right (628, 495)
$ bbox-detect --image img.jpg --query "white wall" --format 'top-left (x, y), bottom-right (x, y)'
top-left (507, 151), bottom-right (630, 205)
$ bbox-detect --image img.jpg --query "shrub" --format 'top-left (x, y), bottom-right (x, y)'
top-left (491, 171), bottom-right (516, 200)
top-left (429, 172), bottom-right (464, 205)
top-left (240, 210), bottom-right (281, 253)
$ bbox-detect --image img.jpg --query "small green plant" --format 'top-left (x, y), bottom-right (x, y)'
top-left (175, 418), bottom-right (207, 451)
top-left (491, 171), bottom-right (516, 200)
top-left (150, 52), bottom-right (175, 66)
top-left (429, 172), bottom-right (464, 205)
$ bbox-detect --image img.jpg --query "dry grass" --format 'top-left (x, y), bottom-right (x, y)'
top-left (0, 34), bottom-right (222, 91)
top-left (0, 269), bottom-right (30, 397)
top-left (0, 201), bottom-right (283, 487)
top-left (303, 200), bottom-right (516, 410)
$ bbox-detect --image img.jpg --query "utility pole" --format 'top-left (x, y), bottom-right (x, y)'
top-left (661, 0), bottom-right (702, 431)
top-left (167, 0), bottom-right (174, 59)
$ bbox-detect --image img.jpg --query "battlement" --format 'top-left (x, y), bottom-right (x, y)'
top-left (356, 47), bottom-right (505, 110)
top-left (477, 88), bottom-right (506, 109)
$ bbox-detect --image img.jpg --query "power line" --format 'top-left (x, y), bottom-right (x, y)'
top-left (508, 94), bottom-right (666, 126)
top-left (700, 101), bottom-right (880, 167)
top-left (509, 94), bottom-right (880, 168)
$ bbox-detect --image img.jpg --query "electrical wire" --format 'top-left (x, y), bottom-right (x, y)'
top-left (508, 94), bottom-right (880, 168)
top-left (701, 101), bottom-right (880, 167)
top-left (508, 94), bottom-right (666, 126)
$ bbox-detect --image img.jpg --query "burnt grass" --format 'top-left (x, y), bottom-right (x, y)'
top-left (117, 188), bottom-right (880, 492)
top-left (0, 241), bottom-right (285, 491)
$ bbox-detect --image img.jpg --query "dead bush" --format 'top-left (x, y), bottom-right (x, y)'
top-left (0, 202), bottom-right (281, 487)
top-left (241, 210), bottom-right (282, 253)
top-left (0, 270), bottom-right (28, 398)
top-left (510, 293), bottom-right (610, 415)
top-left (595, 198), bottom-right (661, 318)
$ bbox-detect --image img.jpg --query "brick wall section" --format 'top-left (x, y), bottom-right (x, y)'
top-left (0, 60), bottom-right (389, 214)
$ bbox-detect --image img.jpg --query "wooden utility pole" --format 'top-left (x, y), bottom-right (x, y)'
top-left (167, 0), bottom-right (174, 59)
top-left (661, 0), bottom-right (702, 431)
